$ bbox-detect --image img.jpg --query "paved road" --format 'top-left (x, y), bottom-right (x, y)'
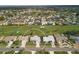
top-left (0, 48), bottom-right (23, 51)
top-left (0, 47), bottom-right (79, 51)
top-left (24, 47), bottom-right (79, 51)
top-left (45, 48), bottom-right (79, 51)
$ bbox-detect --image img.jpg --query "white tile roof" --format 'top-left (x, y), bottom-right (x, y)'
top-left (30, 35), bottom-right (41, 42)
top-left (43, 35), bottom-right (55, 42)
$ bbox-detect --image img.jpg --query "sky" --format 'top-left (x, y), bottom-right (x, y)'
top-left (0, 0), bottom-right (79, 5)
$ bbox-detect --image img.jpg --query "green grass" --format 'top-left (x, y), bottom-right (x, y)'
top-left (18, 50), bottom-right (31, 54)
top-left (54, 51), bottom-right (68, 54)
top-left (40, 42), bottom-right (52, 48)
top-left (36, 50), bottom-right (49, 54)
top-left (0, 51), bottom-right (3, 54)
top-left (0, 25), bottom-right (79, 36)
top-left (0, 41), bottom-right (7, 48)
top-left (11, 40), bottom-right (21, 48)
top-left (5, 50), bottom-right (15, 54)
top-left (26, 41), bottom-right (36, 48)
top-left (72, 51), bottom-right (79, 54)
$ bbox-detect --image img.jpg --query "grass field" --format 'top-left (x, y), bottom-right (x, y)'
top-left (0, 25), bottom-right (79, 36)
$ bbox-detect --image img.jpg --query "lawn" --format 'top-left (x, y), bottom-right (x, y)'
top-left (0, 25), bottom-right (79, 36)
top-left (35, 50), bottom-right (50, 54)
top-left (54, 51), bottom-right (68, 54)
top-left (5, 50), bottom-right (15, 54)
top-left (18, 50), bottom-right (31, 54)
top-left (40, 42), bottom-right (52, 48)
top-left (26, 41), bottom-right (36, 48)
top-left (0, 41), bottom-right (7, 48)
top-left (72, 51), bottom-right (79, 54)
top-left (11, 40), bottom-right (21, 48)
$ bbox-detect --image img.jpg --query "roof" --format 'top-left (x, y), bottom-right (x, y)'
top-left (43, 35), bottom-right (55, 42)
top-left (30, 35), bottom-right (41, 42)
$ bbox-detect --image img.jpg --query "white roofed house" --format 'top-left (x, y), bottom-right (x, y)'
top-left (47, 19), bottom-right (53, 25)
top-left (30, 35), bottom-right (41, 48)
top-left (11, 18), bottom-right (25, 25)
top-left (34, 18), bottom-right (41, 25)
top-left (24, 18), bottom-right (28, 24)
top-left (41, 17), bottom-right (47, 25)
top-left (28, 17), bottom-right (34, 25)
top-left (14, 36), bottom-right (29, 54)
top-left (46, 16), bottom-right (56, 25)
top-left (18, 36), bottom-right (29, 48)
top-left (47, 19), bottom-right (56, 25)
top-left (43, 35), bottom-right (55, 47)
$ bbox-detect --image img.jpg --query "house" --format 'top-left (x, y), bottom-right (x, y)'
top-left (41, 17), bottom-right (47, 25)
top-left (19, 36), bottom-right (29, 48)
top-left (54, 34), bottom-right (69, 47)
top-left (30, 35), bottom-right (41, 47)
top-left (4, 36), bottom-right (17, 41)
top-left (43, 35), bottom-right (55, 47)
